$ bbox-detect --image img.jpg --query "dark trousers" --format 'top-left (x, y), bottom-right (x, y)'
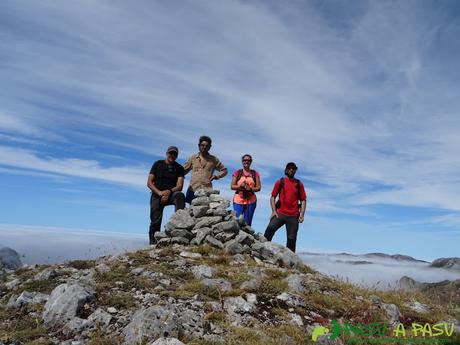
top-left (264, 213), bottom-right (299, 252)
top-left (185, 188), bottom-right (195, 204)
top-left (149, 191), bottom-right (185, 244)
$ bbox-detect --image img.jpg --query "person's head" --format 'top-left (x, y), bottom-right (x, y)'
top-left (241, 154), bottom-right (252, 169)
top-left (165, 145), bottom-right (179, 163)
top-left (284, 162), bottom-right (298, 178)
top-left (198, 135), bottom-right (212, 154)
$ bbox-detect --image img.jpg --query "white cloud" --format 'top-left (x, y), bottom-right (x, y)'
top-left (0, 146), bottom-right (146, 188)
top-left (1, 0), bottom-right (459, 223)
top-left (0, 224), bottom-right (146, 265)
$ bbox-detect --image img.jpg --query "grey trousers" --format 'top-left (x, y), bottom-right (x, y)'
top-left (264, 213), bottom-right (299, 252)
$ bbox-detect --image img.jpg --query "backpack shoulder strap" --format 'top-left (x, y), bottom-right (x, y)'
top-left (236, 169), bottom-right (243, 183)
top-left (250, 170), bottom-right (256, 183)
top-left (295, 178), bottom-right (301, 200)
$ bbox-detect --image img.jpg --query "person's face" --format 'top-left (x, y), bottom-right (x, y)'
top-left (166, 150), bottom-right (178, 163)
top-left (242, 156), bottom-right (252, 169)
top-left (286, 167), bottom-right (296, 178)
top-left (199, 141), bottom-right (211, 154)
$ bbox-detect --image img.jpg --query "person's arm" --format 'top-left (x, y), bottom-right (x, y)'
top-left (298, 182), bottom-right (307, 222)
top-left (298, 200), bottom-right (306, 223)
top-left (183, 156), bottom-right (192, 175)
top-left (230, 175), bottom-right (240, 191)
top-left (270, 195), bottom-right (278, 218)
top-left (147, 173), bottom-right (165, 197)
top-left (171, 176), bottom-right (184, 193)
top-left (252, 174), bottom-right (261, 192)
top-left (211, 157), bottom-right (227, 180)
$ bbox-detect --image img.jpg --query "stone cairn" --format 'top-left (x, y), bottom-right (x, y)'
top-left (154, 188), bottom-right (302, 268)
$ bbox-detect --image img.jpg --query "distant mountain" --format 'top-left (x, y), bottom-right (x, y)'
top-left (398, 276), bottom-right (460, 305)
top-left (0, 247), bottom-right (22, 270)
top-left (298, 251), bottom-right (429, 263)
top-left (430, 257), bottom-right (460, 271)
top-left (362, 252), bottom-right (428, 263)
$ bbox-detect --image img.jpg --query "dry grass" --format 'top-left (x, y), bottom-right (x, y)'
top-left (67, 259), bottom-right (95, 270)
top-left (0, 305), bottom-right (47, 343)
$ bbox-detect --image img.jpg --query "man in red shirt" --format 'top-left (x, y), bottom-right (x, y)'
top-left (264, 162), bottom-right (307, 253)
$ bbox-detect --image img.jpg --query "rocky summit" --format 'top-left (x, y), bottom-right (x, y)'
top-left (0, 189), bottom-right (459, 345)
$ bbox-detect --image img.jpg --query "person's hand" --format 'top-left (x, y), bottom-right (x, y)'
top-left (270, 210), bottom-right (278, 219)
top-left (160, 190), bottom-right (171, 205)
top-left (298, 214), bottom-right (304, 223)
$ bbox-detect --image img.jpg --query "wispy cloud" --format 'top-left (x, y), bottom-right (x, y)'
top-left (0, 146), bottom-right (146, 187)
top-left (1, 0), bottom-right (459, 257)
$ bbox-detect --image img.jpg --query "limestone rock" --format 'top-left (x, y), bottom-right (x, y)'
top-left (190, 205), bottom-right (209, 218)
top-left (194, 216), bottom-right (223, 229)
top-left (42, 283), bottom-right (95, 327)
top-left (179, 251), bottom-right (202, 259)
top-left (165, 209), bottom-right (195, 231)
top-left (88, 308), bottom-right (112, 327)
top-left (201, 278), bottom-right (232, 291)
top-left (285, 274), bottom-right (307, 294)
top-left (149, 338), bottom-right (186, 345)
top-left (382, 303), bottom-right (401, 325)
top-left (276, 292), bottom-right (306, 308)
top-left (224, 296), bottom-right (256, 314)
top-left (204, 236), bottom-right (224, 249)
top-left (123, 306), bottom-right (179, 344)
top-left (34, 268), bottom-right (58, 281)
top-left (7, 291), bottom-right (49, 308)
top-left (154, 232), bottom-right (168, 241)
top-left (258, 242), bottom-right (303, 268)
top-left (224, 240), bottom-right (244, 255)
top-left (191, 228), bottom-right (213, 245)
top-left (191, 196), bottom-right (210, 206)
top-left (191, 265), bottom-right (216, 279)
top-left (169, 229), bottom-right (194, 240)
top-left (212, 220), bottom-right (239, 234)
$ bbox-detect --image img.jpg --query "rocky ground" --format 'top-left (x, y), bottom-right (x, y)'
top-left (1, 189), bottom-right (459, 345)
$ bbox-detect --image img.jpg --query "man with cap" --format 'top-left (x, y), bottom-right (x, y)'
top-left (264, 162), bottom-right (307, 252)
top-left (147, 146), bottom-right (185, 244)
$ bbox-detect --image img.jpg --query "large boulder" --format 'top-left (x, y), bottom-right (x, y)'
top-left (257, 242), bottom-right (303, 268)
top-left (165, 209), bottom-right (195, 232)
top-left (123, 306), bottom-right (180, 344)
top-left (42, 283), bottom-right (95, 327)
top-left (123, 306), bottom-right (205, 344)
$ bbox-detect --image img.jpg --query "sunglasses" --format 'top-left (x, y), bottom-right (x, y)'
top-left (242, 159), bottom-right (252, 162)
top-left (168, 151), bottom-right (178, 157)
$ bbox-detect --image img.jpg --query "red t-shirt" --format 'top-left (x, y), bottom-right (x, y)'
top-left (271, 178), bottom-right (307, 217)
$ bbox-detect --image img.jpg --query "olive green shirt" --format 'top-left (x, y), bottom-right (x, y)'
top-left (184, 153), bottom-right (227, 191)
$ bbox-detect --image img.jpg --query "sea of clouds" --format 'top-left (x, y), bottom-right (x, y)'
top-left (1, 226), bottom-right (459, 290)
top-left (299, 252), bottom-right (460, 289)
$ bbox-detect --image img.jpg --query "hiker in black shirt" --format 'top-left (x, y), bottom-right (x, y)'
top-left (147, 146), bottom-right (185, 244)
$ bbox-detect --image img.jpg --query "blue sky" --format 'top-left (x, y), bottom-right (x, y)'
top-left (1, 0), bottom-right (459, 261)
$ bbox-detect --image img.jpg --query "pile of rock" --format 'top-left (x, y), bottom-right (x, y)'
top-left (154, 189), bottom-right (302, 268)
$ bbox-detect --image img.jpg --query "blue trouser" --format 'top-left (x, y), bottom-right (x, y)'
top-left (233, 202), bottom-right (257, 226)
top-left (185, 188), bottom-right (195, 204)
